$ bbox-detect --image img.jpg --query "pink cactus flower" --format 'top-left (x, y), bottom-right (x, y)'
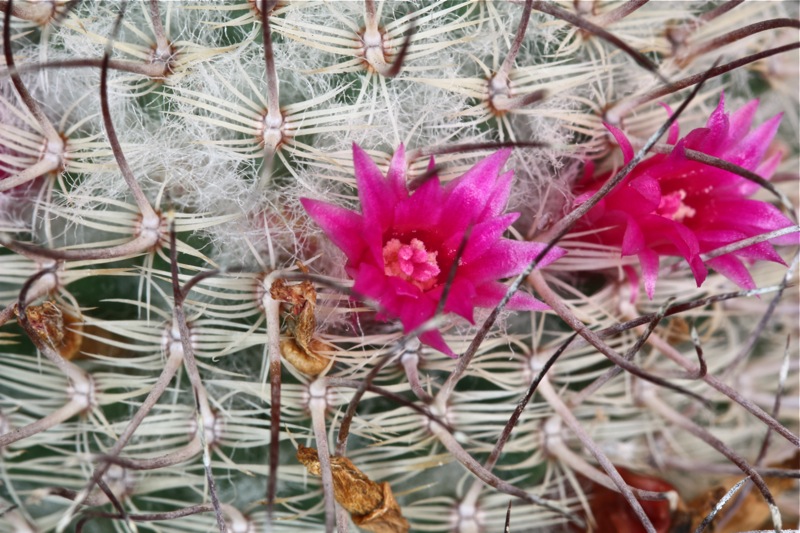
top-left (301, 144), bottom-right (566, 357)
top-left (575, 94), bottom-right (797, 299)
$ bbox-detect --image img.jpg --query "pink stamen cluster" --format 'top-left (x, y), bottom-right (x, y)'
top-left (382, 238), bottom-right (440, 291)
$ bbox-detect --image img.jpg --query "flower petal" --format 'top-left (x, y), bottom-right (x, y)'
top-left (353, 143), bottom-right (402, 229)
top-left (658, 102), bottom-right (680, 145)
top-left (727, 99), bottom-right (759, 143)
top-left (419, 330), bottom-right (457, 358)
top-left (604, 122), bottom-right (634, 162)
top-left (622, 265), bottom-right (641, 303)
top-left (620, 215), bottom-right (645, 255)
top-left (442, 278), bottom-right (478, 323)
top-left (484, 170), bottom-right (514, 219)
top-left (726, 113), bottom-right (781, 170)
top-left (706, 255), bottom-right (756, 290)
top-left (463, 240), bottom-right (566, 281)
top-left (700, 95), bottom-right (730, 151)
top-left (301, 198), bottom-right (365, 260)
top-left (637, 215), bottom-right (706, 285)
top-left (441, 149), bottom-right (511, 233)
top-left (638, 248), bottom-right (659, 300)
top-left (392, 175), bottom-right (445, 233)
top-left (386, 144), bottom-right (408, 198)
top-left (702, 198), bottom-right (794, 233)
top-left (443, 212), bottom-right (518, 264)
top-left (696, 229), bottom-right (786, 264)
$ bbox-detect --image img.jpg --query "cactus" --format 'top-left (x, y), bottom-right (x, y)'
top-left (1, 1), bottom-right (798, 532)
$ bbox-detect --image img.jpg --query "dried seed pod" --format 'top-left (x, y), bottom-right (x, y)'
top-left (270, 266), bottom-right (329, 375)
top-left (681, 452), bottom-right (800, 533)
top-left (296, 445), bottom-right (409, 533)
top-left (14, 301), bottom-right (83, 360)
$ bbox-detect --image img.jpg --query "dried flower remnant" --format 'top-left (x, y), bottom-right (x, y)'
top-left (681, 453), bottom-right (800, 533)
top-left (270, 265), bottom-right (329, 376)
top-left (297, 445), bottom-right (409, 533)
top-left (574, 94), bottom-right (798, 299)
top-left (13, 301), bottom-right (83, 360)
top-left (301, 144), bottom-right (566, 357)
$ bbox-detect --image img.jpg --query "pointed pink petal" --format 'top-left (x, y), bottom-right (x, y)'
top-left (753, 149), bottom-right (783, 180)
top-left (441, 150), bottom-right (511, 231)
top-left (301, 198), bottom-right (366, 259)
top-left (696, 229), bottom-right (786, 264)
top-left (688, 254), bottom-right (708, 287)
top-left (737, 150), bottom-right (783, 195)
top-left (637, 216), bottom-right (706, 286)
top-left (463, 240), bottom-right (566, 281)
top-left (727, 99), bottom-right (759, 143)
top-left (638, 249), bottom-right (659, 299)
top-left (602, 172), bottom-right (660, 215)
top-left (705, 199), bottom-right (794, 233)
top-left (702, 94), bottom-right (730, 150)
top-left (622, 265), bottom-right (641, 303)
top-left (603, 122), bottom-right (634, 162)
top-left (352, 143), bottom-right (401, 229)
top-left (706, 255), bottom-right (756, 290)
top-left (519, 242), bottom-right (568, 270)
top-left (620, 216), bottom-right (646, 255)
top-left (732, 242), bottom-right (786, 264)
top-left (769, 227), bottom-right (800, 247)
top-left (603, 122), bottom-right (633, 163)
top-left (355, 263), bottom-right (443, 338)
top-left (682, 126), bottom-right (712, 152)
top-left (628, 174), bottom-right (662, 207)
top-left (386, 144), bottom-right (408, 198)
top-left (506, 290), bottom-right (549, 311)
top-left (658, 103), bottom-right (680, 145)
top-left (444, 213), bottom-right (518, 264)
top-left (352, 262), bottom-right (391, 304)
top-left (426, 156), bottom-right (437, 175)
top-left (393, 175), bottom-right (444, 233)
top-left (726, 113), bottom-right (782, 170)
top-left (654, 140), bottom-right (698, 191)
top-left (711, 92), bottom-right (726, 121)
top-left (484, 170), bottom-right (514, 218)
top-left (638, 215), bottom-right (700, 257)
top-left (395, 291), bottom-right (437, 331)
top-left (443, 278), bottom-right (477, 323)
top-left (419, 329), bottom-right (457, 358)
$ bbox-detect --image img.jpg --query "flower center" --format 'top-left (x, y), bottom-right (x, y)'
top-left (657, 189), bottom-right (696, 222)
top-left (382, 238), bottom-right (440, 291)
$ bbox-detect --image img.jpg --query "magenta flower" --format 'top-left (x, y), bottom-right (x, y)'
top-left (575, 94), bottom-right (797, 299)
top-left (301, 144), bottom-right (566, 357)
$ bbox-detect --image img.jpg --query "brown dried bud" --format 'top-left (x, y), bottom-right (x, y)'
top-left (680, 452), bottom-right (800, 533)
top-left (279, 337), bottom-right (329, 376)
top-left (296, 445), bottom-right (409, 533)
top-left (270, 265), bottom-right (329, 375)
top-left (15, 301), bottom-right (83, 360)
